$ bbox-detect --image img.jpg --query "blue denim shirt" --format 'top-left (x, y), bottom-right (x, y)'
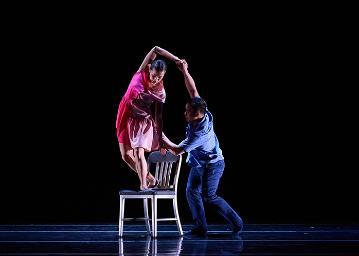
top-left (179, 110), bottom-right (224, 167)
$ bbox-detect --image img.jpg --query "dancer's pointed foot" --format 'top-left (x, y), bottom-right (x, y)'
top-left (147, 176), bottom-right (158, 188)
top-left (148, 179), bottom-right (159, 188)
top-left (140, 185), bottom-right (152, 191)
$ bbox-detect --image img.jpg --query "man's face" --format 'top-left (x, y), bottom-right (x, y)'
top-left (184, 103), bottom-right (202, 122)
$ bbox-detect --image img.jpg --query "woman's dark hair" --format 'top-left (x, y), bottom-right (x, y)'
top-left (150, 59), bottom-right (167, 71)
top-left (188, 97), bottom-right (207, 115)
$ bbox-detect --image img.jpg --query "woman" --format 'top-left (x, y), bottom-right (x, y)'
top-left (116, 46), bottom-right (181, 190)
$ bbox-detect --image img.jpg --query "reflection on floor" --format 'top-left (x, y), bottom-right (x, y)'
top-left (0, 224), bottom-right (358, 255)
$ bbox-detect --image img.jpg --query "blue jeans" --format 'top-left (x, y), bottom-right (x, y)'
top-left (186, 160), bottom-right (243, 232)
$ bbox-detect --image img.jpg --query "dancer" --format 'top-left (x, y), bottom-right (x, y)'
top-left (116, 46), bottom-right (181, 190)
top-left (162, 60), bottom-right (244, 237)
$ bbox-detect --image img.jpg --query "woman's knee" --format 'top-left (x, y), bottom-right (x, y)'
top-left (134, 148), bottom-right (145, 160)
top-left (121, 150), bottom-right (133, 163)
top-left (121, 154), bottom-right (131, 165)
top-left (121, 153), bottom-right (130, 163)
top-left (120, 144), bottom-right (132, 159)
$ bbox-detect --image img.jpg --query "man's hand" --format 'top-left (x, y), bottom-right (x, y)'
top-left (175, 59), bottom-right (184, 67)
top-left (160, 148), bottom-right (167, 155)
top-left (176, 59), bottom-right (188, 72)
top-left (162, 132), bottom-right (185, 156)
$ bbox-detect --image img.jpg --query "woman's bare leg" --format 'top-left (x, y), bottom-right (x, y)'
top-left (119, 143), bottom-right (136, 172)
top-left (134, 147), bottom-right (149, 190)
top-left (119, 143), bottom-right (156, 187)
top-left (147, 170), bottom-right (157, 187)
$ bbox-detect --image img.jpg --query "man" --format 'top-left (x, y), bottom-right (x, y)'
top-left (162, 60), bottom-right (243, 237)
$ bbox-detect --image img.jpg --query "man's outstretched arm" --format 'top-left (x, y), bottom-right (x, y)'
top-left (163, 131), bottom-right (210, 156)
top-left (177, 60), bottom-right (200, 99)
top-left (162, 133), bottom-right (185, 156)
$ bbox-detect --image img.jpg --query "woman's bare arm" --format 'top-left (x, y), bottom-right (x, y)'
top-left (138, 46), bottom-right (181, 72)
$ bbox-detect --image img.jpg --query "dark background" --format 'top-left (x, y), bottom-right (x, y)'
top-left (1, 7), bottom-right (357, 225)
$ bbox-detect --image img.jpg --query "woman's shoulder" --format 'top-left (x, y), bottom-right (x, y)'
top-left (131, 70), bottom-right (144, 80)
top-left (125, 72), bottom-right (144, 96)
top-left (129, 68), bottom-right (146, 84)
top-left (136, 66), bottom-right (148, 77)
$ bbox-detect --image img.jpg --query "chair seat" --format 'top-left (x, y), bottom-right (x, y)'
top-left (119, 189), bottom-right (176, 195)
top-left (119, 190), bottom-right (153, 195)
top-left (152, 189), bottom-right (176, 195)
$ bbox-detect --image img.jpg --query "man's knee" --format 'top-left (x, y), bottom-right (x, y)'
top-left (186, 187), bottom-right (201, 197)
top-left (203, 193), bottom-right (218, 203)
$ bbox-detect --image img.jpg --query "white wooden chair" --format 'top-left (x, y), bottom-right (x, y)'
top-left (119, 151), bottom-right (183, 237)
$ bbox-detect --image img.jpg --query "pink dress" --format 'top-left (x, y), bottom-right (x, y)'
top-left (116, 68), bottom-right (166, 152)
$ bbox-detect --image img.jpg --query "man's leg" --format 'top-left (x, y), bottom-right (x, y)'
top-left (202, 160), bottom-right (243, 232)
top-left (186, 166), bottom-right (208, 234)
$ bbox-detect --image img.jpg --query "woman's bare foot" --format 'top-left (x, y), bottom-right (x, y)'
top-left (146, 174), bottom-right (158, 188)
top-left (140, 185), bottom-right (150, 191)
top-left (147, 177), bottom-right (158, 188)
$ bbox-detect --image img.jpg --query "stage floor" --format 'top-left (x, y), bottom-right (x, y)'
top-left (0, 224), bottom-right (358, 255)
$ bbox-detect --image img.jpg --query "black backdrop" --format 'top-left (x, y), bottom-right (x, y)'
top-left (1, 9), bottom-right (357, 225)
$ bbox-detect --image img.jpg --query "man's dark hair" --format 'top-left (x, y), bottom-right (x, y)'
top-left (150, 59), bottom-right (167, 71)
top-left (188, 97), bottom-right (207, 115)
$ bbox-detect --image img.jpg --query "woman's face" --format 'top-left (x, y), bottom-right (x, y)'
top-left (149, 69), bottom-right (165, 86)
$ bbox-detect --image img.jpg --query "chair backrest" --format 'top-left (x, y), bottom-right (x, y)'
top-left (147, 151), bottom-right (182, 193)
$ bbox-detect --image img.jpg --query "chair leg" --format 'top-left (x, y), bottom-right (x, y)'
top-left (173, 197), bottom-right (183, 236)
top-left (151, 236), bottom-right (158, 255)
top-left (119, 196), bottom-right (125, 237)
top-left (118, 237), bottom-right (123, 255)
top-left (143, 198), bottom-right (151, 235)
top-left (151, 196), bottom-right (157, 238)
top-left (176, 237), bottom-right (184, 252)
top-left (145, 236), bottom-right (151, 253)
